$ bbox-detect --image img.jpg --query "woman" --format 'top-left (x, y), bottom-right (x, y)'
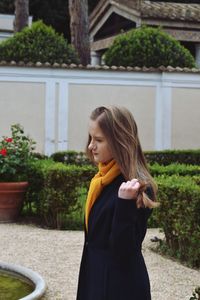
top-left (76, 106), bottom-right (158, 300)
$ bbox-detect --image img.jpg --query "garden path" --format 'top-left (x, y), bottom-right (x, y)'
top-left (0, 224), bottom-right (199, 300)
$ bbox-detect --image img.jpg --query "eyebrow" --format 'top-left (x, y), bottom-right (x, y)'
top-left (89, 134), bottom-right (104, 139)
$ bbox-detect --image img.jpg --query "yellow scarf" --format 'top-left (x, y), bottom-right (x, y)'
top-left (85, 159), bottom-right (121, 231)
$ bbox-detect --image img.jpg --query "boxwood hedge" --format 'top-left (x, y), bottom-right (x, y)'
top-left (104, 26), bottom-right (195, 68)
top-left (0, 20), bottom-right (80, 64)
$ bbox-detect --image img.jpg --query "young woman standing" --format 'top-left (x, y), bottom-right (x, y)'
top-left (76, 106), bottom-right (158, 300)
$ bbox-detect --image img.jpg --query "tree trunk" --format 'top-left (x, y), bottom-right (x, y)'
top-left (69, 0), bottom-right (90, 65)
top-left (14, 0), bottom-right (29, 33)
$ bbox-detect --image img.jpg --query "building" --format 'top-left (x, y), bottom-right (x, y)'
top-left (89, 0), bottom-right (200, 67)
top-left (0, 14), bottom-right (32, 42)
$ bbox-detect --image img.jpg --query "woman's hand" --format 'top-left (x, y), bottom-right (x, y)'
top-left (118, 179), bottom-right (140, 200)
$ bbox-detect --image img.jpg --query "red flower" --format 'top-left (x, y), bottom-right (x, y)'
top-left (0, 148), bottom-right (7, 156)
top-left (5, 138), bottom-right (13, 143)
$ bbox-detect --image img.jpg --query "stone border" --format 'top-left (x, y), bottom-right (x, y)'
top-left (0, 60), bottom-right (200, 73)
top-left (0, 261), bottom-right (46, 300)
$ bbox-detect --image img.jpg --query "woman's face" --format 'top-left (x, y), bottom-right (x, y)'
top-left (88, 119), bottom-right (113, 164)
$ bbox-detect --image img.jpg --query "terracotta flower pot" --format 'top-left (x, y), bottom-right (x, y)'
top-left (0, 182), bottom-right (28, 223)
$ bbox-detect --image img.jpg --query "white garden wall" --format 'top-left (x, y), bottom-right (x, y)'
top-left (0, 65), bottom-right (199, 155)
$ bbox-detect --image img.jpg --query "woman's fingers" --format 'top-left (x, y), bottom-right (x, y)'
top-left (118, 178), bottom-right (140, 200)
top-left (131, 179), bottom-right (138, 184)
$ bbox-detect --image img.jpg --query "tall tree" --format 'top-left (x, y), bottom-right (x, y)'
top-left (0, 0), bottom-right (14, 13)
top-left (29, 0), bottom-right (70, 40)
top-left (68, 0), bottom-right (90, 65)
top-left (14, 0), bottom-right (29, 33)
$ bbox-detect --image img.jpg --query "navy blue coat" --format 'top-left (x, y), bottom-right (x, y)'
top-left (76, 174), bottom-right (152, 300)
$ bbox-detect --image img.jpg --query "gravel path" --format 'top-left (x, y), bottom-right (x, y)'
top-left (0, 224), bottom-right (199, 300)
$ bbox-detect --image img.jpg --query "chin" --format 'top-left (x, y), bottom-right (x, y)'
top-left (93, 157), bottom-right (100, 163)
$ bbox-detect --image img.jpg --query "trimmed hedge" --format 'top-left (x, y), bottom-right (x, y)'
top-left (156, 175), bottom-right (200, 268)
top-left (149, 163), bottom-right (200, 177)
top-left (104, 26), bottom-right (195, 68)
top-left (25, 159), bottom-right (96, 229)
top-left (51, 150), bottom-right (200, 166)
top-left (50, 150), bottom-right (90, 165)
top-left (24, 159), bottom-right (200, 268)
top-left (148, 163), bottom-right (200, 228)
top-left (0, 21), bottom-right (80, 64)
top-left (190, 287), bottom-right (200, 300)
top-left (145, 150), bottom-right (200, 165)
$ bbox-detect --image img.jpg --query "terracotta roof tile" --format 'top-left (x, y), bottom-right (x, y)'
top-left (141, 1), bottom-right (200, 22)
top-left (0, 61), bottom-right (199, 73)
top-left (90, 0), bottom-right (200, 23)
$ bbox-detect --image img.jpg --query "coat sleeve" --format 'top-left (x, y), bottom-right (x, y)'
top-left (108, 187), bottom-right (153, 261)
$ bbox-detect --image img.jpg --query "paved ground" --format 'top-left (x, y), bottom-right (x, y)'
top-left (0, 224), bottom-right (199, 300)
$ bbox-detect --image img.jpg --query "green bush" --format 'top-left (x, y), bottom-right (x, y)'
top-left (190, 287), bottom-right (200, 300)
top-left (104, 26), bottom-right (195, 68)
top-left (148, 163), bottom-right (200, 228)
top-left (193, 176), bottom-right (200, 186)
top-left (156, 175), bottom-right (200, 268)
top-left (51, 150), bottom-right (200, 166)
top-left (147, 207), bottom-right (160, 228)
top-left (24, 155), bottom-right (200, 269)
top-left (145, 150), bottom-right (200, 165)
top-left (50, 150), bottom-right (90, 165)
top-left (149, 163), bottom-right (200, 177)
top-left (25, 159), bottom-right (96, 229)
top-left (0, 21), bottom-right (80, 64)
top-left (24, 159), bottom-right (53, 214)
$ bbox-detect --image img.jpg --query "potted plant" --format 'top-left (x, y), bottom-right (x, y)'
top-left (0, 124), bottom-right (36, 222)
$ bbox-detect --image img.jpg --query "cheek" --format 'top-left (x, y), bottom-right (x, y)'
top-left (105, 145), bottom-right (113, 159)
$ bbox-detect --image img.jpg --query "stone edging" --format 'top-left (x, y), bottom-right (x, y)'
top-left (0, 60), bottom-right (200, 73)
top-left (0, 261), bottom-right (46, 300)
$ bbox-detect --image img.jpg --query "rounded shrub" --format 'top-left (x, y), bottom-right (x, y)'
top-left (0, 20), bottom-right (80, 64)
top-left (104, 26), bottom-right (195, 68)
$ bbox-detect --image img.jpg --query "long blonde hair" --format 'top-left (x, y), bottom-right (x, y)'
top-left (86, 106), bottom-right (158, 208)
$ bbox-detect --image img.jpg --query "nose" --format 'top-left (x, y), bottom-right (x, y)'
top-left (88, 139), bottom-right (96, 150)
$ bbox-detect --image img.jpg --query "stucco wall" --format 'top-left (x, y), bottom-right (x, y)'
top-left (0, 66), bottom-right (199, 155)
top-left (171, 88), bottom-right (200, 149)
top-left (0, 81), bottom-right (45, 153)
top-left (68, 84), bottom-right (155, 151)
